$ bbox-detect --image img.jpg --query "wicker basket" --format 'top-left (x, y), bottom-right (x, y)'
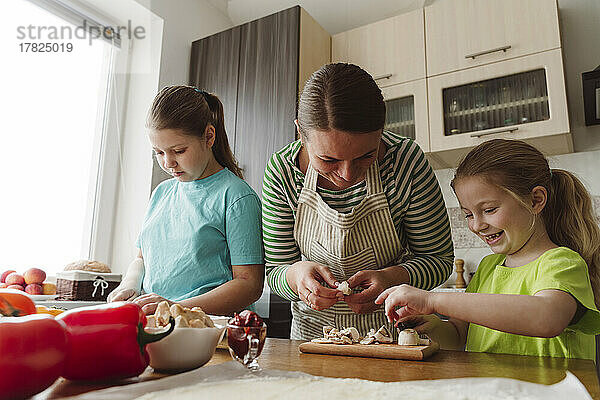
top-left (56, 271), bottom-right (122, 301)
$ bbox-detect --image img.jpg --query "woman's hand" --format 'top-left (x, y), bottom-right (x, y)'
top-left (343, 269), bottom-right (396, 314)
top-left (375, 284), bottom-right (436, 323)
top-left (287, 261), bottom-right (343, 311)
top-left (107, 287), bottom-right (139, 303)
top-left (132, 293), bottom-right (174, 315)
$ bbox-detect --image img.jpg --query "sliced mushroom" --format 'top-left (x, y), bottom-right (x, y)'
top-left (340, 327), bottom-right (360, 342)
top-left (311, 337), bottom-right (333, 344)
top-left (323, 325), bottom-right (335, 336)
top-left (340, 335), bottom-right (353, 344)
top-left (155, 301), bottom-right (171, 327)
top-left (189, 318), bottom-right (207, 328)
top-left (374, 325), bottom-right (394, 344)
top-left (146, 315), bottom-right (157, 328)
top-left (337, 281), bottom-right (352, 295)
top-left (174, 315), bottom-right (190, 328)
top-left (359, 336), bottom-right (376, 345)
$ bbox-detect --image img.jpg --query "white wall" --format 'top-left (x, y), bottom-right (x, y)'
top-left (557, 0), bottom-right (600, 152)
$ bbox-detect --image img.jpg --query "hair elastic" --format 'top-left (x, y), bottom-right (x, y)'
top-left (194, 88), bottom-right (208, 98)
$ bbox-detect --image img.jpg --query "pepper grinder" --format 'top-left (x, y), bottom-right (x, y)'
top-left (454, 259), bottom-right (466, 289)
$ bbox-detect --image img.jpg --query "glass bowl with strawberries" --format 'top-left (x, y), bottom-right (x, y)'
top-left (227, 310), bottom-right (267, 371)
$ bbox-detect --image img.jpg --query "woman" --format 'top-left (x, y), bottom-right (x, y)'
top-left (108, 86), bottom-right (264, 316)
top-left (262, 63), bottom-right (454, 340)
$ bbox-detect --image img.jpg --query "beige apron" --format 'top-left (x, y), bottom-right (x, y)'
top-left (291, 160), bottom-right (405, 340)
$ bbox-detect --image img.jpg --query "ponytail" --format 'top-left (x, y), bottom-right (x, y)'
top-left (147, 85), bottom-right (243, 179)
top-left (453, 139), bottom-right (600, 307)
top-left (202, 93), bottom-right (244, 179)
top-left (543, 169), bottom-right (600, 306)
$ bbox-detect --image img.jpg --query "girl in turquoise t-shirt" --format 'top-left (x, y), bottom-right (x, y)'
top-left (376, 139), bottom-right (600, 359)
top-left (107, 86), bottom-right (265, 316)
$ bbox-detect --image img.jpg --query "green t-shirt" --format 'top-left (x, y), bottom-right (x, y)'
top-left (465, 247), bottom-right (600, 360)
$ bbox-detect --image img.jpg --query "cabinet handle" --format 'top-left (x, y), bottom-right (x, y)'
top-left (470, 126), bottom-right (519, 138)
top-left (373, 73), bottom-right (392, 81)
top-left (465, 45), bottom-right (511, 60)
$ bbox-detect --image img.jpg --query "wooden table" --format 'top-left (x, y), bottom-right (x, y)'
top-left (37, 338), bottom-right (600, 399)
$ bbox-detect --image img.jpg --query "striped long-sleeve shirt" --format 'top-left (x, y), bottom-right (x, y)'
top-left (262, 131), bottom-right (454, 301)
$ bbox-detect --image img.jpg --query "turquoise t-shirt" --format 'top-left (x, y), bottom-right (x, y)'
top-left (465, 247), bottom-right (600, 360)
top-left (137, 168), bottom-right (264, 302)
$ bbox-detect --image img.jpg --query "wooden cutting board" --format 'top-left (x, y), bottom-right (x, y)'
top-left (298, 341), bottom-right (439, 360)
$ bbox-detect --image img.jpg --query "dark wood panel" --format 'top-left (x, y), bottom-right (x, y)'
top-left (190, 26), bottom-right (241, 149)
top-left (234, 6), bottom-right (300, 195)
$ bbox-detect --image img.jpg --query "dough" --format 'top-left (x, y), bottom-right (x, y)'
top-left (133, 374), bottom-right (582, 400)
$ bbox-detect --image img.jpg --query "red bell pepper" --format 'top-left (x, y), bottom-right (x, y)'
top-left (0, 289), bottom-right (36, 317)
top-left (0, 314), bottom-right (68, 400)
top-left (56, 302), bottom-right (174, 381)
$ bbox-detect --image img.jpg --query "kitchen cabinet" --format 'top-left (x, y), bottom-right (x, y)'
top-left (427, 49), bottom-right (571, 168)
top-left (425, 0), bottom-right (561, 77)
top-left (332, 9), bottom-right (426, 88)
top-left (190, 6), bottom-right (330, 196)
top-left (190, 6), bottom-right (330, 338)
top-left (189, 27), bottom-right (241, 147)
top-left (382, 79), bottom-right (429, 152)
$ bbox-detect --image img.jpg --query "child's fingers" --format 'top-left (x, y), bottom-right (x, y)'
top-left (398, 315), bottom-right (431, 333)
top-left (374, 286), bottom-right (396, 304)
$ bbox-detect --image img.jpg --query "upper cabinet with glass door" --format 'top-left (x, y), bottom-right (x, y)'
top-left (425, 0), bottom-right (561, 76)
top-left (428, 49), bottom-right (570, 161)
top-left (332, 8), bottom-right (426, 88)
top-left (382, 79), bottom-right (429, 152)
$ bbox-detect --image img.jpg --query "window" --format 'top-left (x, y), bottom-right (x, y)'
top-left (0, 0), bottom-right (118, 276)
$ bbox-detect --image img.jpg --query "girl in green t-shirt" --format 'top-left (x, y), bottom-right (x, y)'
top-left (376, 139), bottom-right (600, 359)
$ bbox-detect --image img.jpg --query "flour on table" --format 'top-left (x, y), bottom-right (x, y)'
top-left (134, 373), bottom-right (591, 400)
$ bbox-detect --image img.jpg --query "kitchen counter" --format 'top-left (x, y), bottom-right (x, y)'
top-left (36, 338), bottom-right (599, 399)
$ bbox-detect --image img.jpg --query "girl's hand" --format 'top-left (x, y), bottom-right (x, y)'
top-left (397, 314), bottom-right (444, 334)
top-left (132, 293), bottom-right (174, 315)
top-left (287, 261), bottom-right (343, 311)
top-left (107, 287), bottom-right (139, 302)
top-left (375, 284), bottom-right (436, 323)
top-left (343, 270), bottom-right (395, 314)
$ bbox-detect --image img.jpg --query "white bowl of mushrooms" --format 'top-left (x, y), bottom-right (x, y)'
top-left (145, 302), bottom-right (226, 371)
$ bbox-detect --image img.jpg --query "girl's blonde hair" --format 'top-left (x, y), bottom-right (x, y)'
top-left (451, 139), bottom-right (600, 306)
top-left (146, 85), bottom-right (243, 179)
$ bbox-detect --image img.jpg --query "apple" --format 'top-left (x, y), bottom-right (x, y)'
top-left (0, 270), bottom-right (16, 283)
top-left (7, 284), bottom-right (24, 291)
top-left (5, 273), bottom-right (25, 286)
top-left (23, 268), bottom-right (46, 285)
top-left (25, 284), bottom-right (43, 295)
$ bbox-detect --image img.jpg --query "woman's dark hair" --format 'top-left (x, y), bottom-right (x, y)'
top-left (297, 63), bottom-right (385, 137)
top-left (451, 139), bottom-right (600, 306)
top-left (146, 85), bottom-right (243, 178)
